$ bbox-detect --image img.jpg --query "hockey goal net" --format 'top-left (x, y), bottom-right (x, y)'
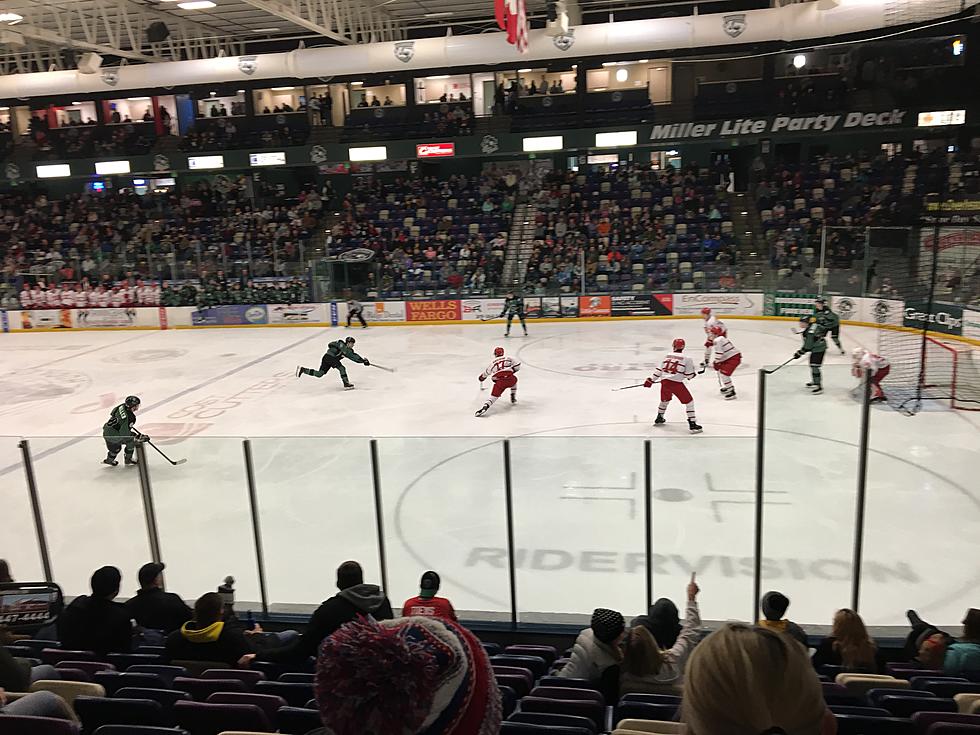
top-left (877, 330), bottom-right (980, 412)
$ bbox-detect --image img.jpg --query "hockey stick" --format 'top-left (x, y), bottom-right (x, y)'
top-left (145, 439), bottom-right (187, 466)
top-left (613, 382), bottom-right (656, 391)
top-left (762, 356), bottom-right (798, 374)
top-left (369, 363), bottom-right (397, 373)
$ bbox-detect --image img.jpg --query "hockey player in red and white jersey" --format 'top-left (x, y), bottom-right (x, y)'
top-left (710, 323), bottom-right (742, 400)
top-left (700, 307), bottom-right (724, 366)
top-left (475, 347), bottom-right (521, 417)
top-left (19, 285), bottom-right (33, 309)
top-left (851, 348), bottom-right (890, 402)
top-left (644, 338), bottom-right (703, 433)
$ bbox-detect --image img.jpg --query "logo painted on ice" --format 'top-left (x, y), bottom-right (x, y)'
top-left (722, 14), bottom-right (747, 38)
top-left (0, 369), bottom-right (91, 415)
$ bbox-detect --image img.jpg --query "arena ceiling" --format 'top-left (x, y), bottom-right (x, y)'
top-left (0, 0), bottom-right (769, 74)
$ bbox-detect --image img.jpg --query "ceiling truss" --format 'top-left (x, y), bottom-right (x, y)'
top-left (238, 0), bottom-right (403, 44)
top-left (0, 0), bottom-right (246, 73)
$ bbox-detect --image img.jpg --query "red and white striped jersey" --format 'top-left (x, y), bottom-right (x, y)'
top-left (651, 352), bottom-right (697, 383)
top-left (480, 356), bottom-right (521, 381)
top-left (856, 351), bottom-right (889, 375)
top-left (19, 289), bottom-right (32, 307)
top-left (712, 335), bottom-right (740, 363)
top-left (703, 315), bottom-right (720, 336)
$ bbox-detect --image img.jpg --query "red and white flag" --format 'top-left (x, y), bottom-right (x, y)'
top-left (494, 0), bottom-right (528, 53)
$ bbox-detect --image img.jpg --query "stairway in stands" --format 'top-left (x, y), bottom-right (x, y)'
top-left (501, 201), bottom-right (537, 289)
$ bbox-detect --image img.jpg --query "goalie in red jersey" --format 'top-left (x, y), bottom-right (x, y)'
top-left (475, 347), bottom-right (521, 417)
top-left (644, 338), bottom-right (703, 433)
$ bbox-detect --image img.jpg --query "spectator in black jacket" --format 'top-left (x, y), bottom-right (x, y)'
top-left (165, 592), bottom-right (254, 668)
top-left (756, 590), bottom-right (808, 647)
top-left (57, 566), bottom-right (133, 657)
top-left (125, 563), bottom-right (192, 636)
top-left (632, 598), bottom-right (682, 649)
top-left (258, 560), bottom-right (393, 664)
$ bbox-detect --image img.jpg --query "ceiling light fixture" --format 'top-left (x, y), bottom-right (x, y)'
top-left (177, 1), bottom-right (217, 9)
top-left (251, 27), bottom-right (281, 32)
top-left (424, 75), bottom-right (449, 80)
top-left (0, 12), bottom-right (24, 23)
top-left (350, 81), bottom-right (363, 86)
top-left (271, 86), bottom-right (294, 91)
top-left (423, 11), bottom-right (453, 16)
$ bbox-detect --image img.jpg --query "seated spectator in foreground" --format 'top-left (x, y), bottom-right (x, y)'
top-left (401, 571), bottom-right (457, 621)
top-left (1, 645), bottom-right (59, 690)
top-left (903, 608), bottom-right (951, 662)
top-left (165, 592), bottom-right (254, 668)
top-left (58, 566), bottom-right (133, 657)
top-left (945, 607), bottom-right (980, 677)
top-left (259, 560), bottom-right (393, 664)
top-left (620, 575), bottom-right (702, 696)
top-left (682, 623), bottom-right (836, 735)
top-left (0, 688), bottom-right (75, 721)
top-left (811, 608), bottom-right (879, 672)
top-left (631, 597), bottom-right (682, 649)
top-left (757, 590), bottom-right (808, 647)
top-left (0, 560), bottom-right (10, 584)
top-left (559, 607), bottom-right (625, 684)
top-left (310, 616), bottom-right (501, 735)
top-left (125, 562), bottom-right (193, 638)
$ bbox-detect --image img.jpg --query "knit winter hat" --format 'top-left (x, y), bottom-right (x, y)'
top-left (761, 591), bottom-right (790, 621)
top-left (591, 608), bottom-right (626, 644)
top-left (314, 615), bottom-right (501, 735)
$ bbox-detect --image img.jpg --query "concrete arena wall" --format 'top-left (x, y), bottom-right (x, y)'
top-left (2, 294), bottom-right (978, 348)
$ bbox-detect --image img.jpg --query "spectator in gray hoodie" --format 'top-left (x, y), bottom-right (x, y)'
top-left (258, 561), bottom-right (392, 664)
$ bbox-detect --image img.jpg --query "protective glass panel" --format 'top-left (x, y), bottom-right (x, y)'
top-left (31, 437), bottom-right (150, 598)
top-left (251, 436), bottom-right (379, 611)
top-left (376, 437), bottom-right (510, 621)
top-left (0, 437), bottom-right (45, 583)
top-left (511, 437), bottom-right (646, 624)
top-left (761, 363), bottom-right (861, 626)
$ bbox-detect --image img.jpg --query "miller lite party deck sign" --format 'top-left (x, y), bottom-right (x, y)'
top-left (416, 143), bottom-right (455, 159)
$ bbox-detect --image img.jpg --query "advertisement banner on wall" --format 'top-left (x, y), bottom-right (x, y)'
top-left (19, 309), bottom-right (73, 329)
top-left (768, 292), bottom-right (818, 317)
top-left (406, 300), bottom-right (462, 322)
top-left (560, 296), bottom-right (580, 318)
top-left (461, 298), bottom-right (504, 321)
top-left (364, 300), bottom-right (407, 323)
top-left (672, 292), bottom-right (762, 316)
top-left (541, 297), bottom-right (562, 318)
top-left (903, 301), bottom-right (963, 336)
top-left (192, 304), bottom-right (268, 326)
top-left (0, 310), bottom-right (7, 333)
top-left (267, 304), bottom-right (329, 324)
top-left (962, 309), bottom-right (980, 342)
top-left (831, 296), bottom-right (904, 326)
top-left (523, 297), bottom-right (543, 318)
top-left (611, 294), bottom-right (674, 316)
top-left (75, 308), bottom-right (138, 328)
top-left (579, 295), bottom-right (611, 317)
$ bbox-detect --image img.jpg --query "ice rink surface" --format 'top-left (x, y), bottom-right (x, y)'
top-left (1, 319), bottom-right (977, 628)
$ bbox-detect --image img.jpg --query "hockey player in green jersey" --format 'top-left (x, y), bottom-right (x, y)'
top-left (102, 395), bottom-right (148, 466)
top-left (498, 293), bottom-right (527, 337)
top-left (295, 336), bottom-right (370, 389)
top-left (793, 316), bottom-right (828, 394)
top-left (813, 297), bottom-right (845, 354)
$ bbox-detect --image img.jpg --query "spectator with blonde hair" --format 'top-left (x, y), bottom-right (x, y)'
top-left (812, 608), bottom-right (879, 672)
top-left (620, 574), bottom-right (702, 696)
top-left (682, 623), bottom-right (836, 735)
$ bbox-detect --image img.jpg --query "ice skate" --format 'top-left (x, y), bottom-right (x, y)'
top-left (124, 456), bottom-right (138, 466)
top-left (343, 383), bottom-right (355, 390)
top-left (103, 456), bottom-right (118, 467)
top-left (504, 332), bottom-right (510, 337)
top-left (475, 403), bottom-right (491, 417)
top-left (688, 419), bottom-right (703, 434)
top-left (839, 348), bottom-right (846, 355)
top-left (723, 388), bottom-right (737, 400)
top-left (511, 393), bottom-right (517, 404)
top-left (523, 330), bottom-right (528, 336)
top-left (654, 414), bottom-right (666, 426)
top-left (811, 385), bottom-right (823, 394)
top-left (805, 381), bottom-right (815, 387)
top-left (295, 365), bottom-right (303, 378)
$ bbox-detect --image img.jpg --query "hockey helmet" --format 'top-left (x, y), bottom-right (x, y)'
top-left (852, 347), bottom-right (865, 362)
top-left (494, 347), bottom-right (505, 357)
top-left (814, 297), bottom-right (827, 307)
top-left (709, 323), bottom-right (726, 337)
top-left (345, 336), bottom-right (356, 345)
top-left (672, 338), bottom-right (686, 352)
top-left (700, 307), bottom-right (712, 316)
top-left (124, 395), bottom-right (141, 408)
top-left (793, 316), bottom-right (813, 334)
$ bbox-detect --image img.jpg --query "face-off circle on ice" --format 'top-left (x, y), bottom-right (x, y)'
top-left (0, 319), bottom-right (976, 627)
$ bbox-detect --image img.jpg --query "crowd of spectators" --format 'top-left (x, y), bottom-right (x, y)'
top-left (28, 114), bottom-right (155, 160)
top-left (0, 180), bottom-right (326, 309)
top-left (525, 163), bottom-right (740, 294)
top-left (2, 552), bottom-right (978, 733)
top-left (328, 169), bottom-right (518, 294)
